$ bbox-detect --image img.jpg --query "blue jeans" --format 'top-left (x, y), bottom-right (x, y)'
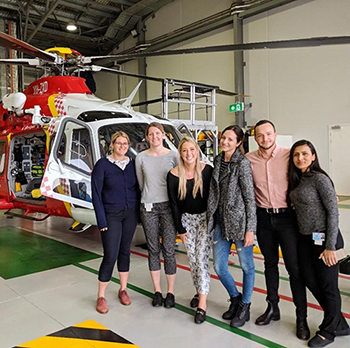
top-left (213, 216), bottom-right (255, 304)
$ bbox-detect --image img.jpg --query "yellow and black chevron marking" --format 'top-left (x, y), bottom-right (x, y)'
top-left (15, 319), bottom-right (139, 348)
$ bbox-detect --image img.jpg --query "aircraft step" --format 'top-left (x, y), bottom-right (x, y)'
top-left (4, 209), bottom-right (50, 221)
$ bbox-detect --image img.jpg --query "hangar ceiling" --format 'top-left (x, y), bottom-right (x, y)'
top-left (0, 0), bottom-right (173, 56)
top-left (0, 0), bottom-right (298, 58)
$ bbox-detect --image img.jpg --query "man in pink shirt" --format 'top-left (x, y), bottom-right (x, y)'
top-left (246, 120), bottom-right (309, 341)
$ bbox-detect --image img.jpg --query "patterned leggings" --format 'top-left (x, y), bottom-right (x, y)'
top-left (181, 212), bottom-right (211, 295)
top-left (140, 201), bottom-right (177, 274)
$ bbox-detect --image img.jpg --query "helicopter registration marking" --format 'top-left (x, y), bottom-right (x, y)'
top-left (33, 81), bottom-right (48, 95)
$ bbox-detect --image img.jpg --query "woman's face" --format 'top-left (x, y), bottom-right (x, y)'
top-left (293, 144), bottom-right (315, 172)
top-left (180, 141), bottom-right (198, 166)
top-left (146, 126), bottom-right (164, 148)
top-left (220, 130), bottom-right (241, 153)
top-left (112, 136), bottom-right (129, 157)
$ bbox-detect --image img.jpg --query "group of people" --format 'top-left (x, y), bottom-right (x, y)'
top-left (91, 120), bottom-right (349, 348)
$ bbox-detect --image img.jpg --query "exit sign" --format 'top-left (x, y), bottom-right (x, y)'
top-left (229, 102), bottom-right (244, 112)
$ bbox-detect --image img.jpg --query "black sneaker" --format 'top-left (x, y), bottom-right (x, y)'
top-left (164, 292), bottom-right (175, 308)
top-left (190, 294), bottom-right (199, 308)
top-left (152, 292), bottom-right (163, 307)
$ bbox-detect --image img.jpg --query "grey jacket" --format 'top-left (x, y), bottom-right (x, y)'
top-left (207, 149), bottom-right (257, 240)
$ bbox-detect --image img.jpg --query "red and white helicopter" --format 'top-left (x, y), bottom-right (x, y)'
top-left (0, 31), bottom-right (224, 232)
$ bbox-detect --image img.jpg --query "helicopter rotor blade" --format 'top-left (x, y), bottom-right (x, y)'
top-left (0, 58), bottom-right (41, 66)
top-left (82, 65), bottom-right (239, 97)
top-left (0, 32), bottom-right (56, 62)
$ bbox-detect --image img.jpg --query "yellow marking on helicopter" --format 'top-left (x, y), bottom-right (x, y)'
top-left (47, 94), bottom-right (60, 117)
top-left (45, 47), bottom-right (81, 59)
top-left (56, 184), bottom-right (73, 218)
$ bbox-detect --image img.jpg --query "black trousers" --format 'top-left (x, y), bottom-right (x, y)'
top-left (298, 232), bottom-right (349, 340)
top-left (98, 206), bottom-right (138, 282)
top-left (257, 208), bottom-right (307, 319)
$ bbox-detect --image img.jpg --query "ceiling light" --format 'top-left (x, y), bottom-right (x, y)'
top-left (131, 29), bottom-right (139, 38)
top-left (66, 22), bottom-right (77, 31)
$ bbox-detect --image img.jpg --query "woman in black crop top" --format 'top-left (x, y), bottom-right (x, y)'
top-left (167, 136), bottom-right (212, 324)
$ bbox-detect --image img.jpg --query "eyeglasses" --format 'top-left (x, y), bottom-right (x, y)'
top-left (115, 142), bottom-right (129, 146)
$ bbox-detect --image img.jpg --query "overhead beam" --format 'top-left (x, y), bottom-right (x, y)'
top-left (238, 0), bottom-right (297, 19)
top-left (59, 1), bottom-right (118, 18)
top-left (27, 0), bottom-right (62, 43)
top-left (107, 0), bottom-right (136, 6)
top-left (65, 0), bottom-right (122, 14)
top-left (110, 36), bottom-right (350, 61)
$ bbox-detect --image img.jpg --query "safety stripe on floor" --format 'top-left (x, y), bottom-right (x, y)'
top-left (174, 248), bottom-right (350, 298)
top-left (14, 320), bottom-right (139, 348)
top-left (130, 249), bottom-right (350, 318)
top-left (75, 263), bottom-right (286, 348)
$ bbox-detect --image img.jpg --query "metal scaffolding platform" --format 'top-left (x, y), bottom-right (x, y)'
top-left (161, 78), bottom-right (219, 160)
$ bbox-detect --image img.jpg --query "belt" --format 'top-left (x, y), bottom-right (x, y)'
top-left (258, 207), bottom-right (291, 214)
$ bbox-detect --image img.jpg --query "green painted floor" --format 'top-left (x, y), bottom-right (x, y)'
top-left (0, 226), bottom-right (100, 279)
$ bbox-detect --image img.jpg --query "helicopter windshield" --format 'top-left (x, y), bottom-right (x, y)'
top-left (98, 123), bottom-right (183, 159)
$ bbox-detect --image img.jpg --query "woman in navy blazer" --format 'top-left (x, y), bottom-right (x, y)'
top-left (92, 131), bottom-right (139, 314)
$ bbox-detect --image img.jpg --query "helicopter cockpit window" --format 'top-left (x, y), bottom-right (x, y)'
top-left (56, 121), bottom-right (93, 174)
top-left (98, 123), bottom-right (183, 159)
top-left (51, 119), bottom-right (93, 205)
top-left (0, 141), bottom-right (6, 175)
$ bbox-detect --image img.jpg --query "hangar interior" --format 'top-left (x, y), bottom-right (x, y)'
top-left (1, 0), bottom-right (350, 347)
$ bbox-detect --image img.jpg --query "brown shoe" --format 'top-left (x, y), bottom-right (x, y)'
top-left (118, 289), bottom-right (131, 306)
top-left (96, 297), bottom-right (108, 314)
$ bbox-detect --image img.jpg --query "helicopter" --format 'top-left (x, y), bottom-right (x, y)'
top-left (0, 31), bottom-right (225, 232)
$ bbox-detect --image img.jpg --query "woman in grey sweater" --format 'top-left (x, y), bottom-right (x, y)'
top-left (288, 139), bottom-right (349, 348)
top-left (207, 125), bottom-right (256, 328)
top-left (135, 122), bottom-right (179, 308)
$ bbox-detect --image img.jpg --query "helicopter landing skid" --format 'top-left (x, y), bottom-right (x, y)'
top-left (4, 209), bottom-right (50, 221)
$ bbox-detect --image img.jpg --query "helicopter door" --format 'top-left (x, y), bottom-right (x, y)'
top-left (41, 117), bottom-right (95, 211)
top-left (0, 138), bottom-right (9, 207)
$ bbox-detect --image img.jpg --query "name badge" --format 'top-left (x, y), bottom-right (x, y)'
top-left (312, 232), bottom-right (325, 245)
top-left (145, 203), bottom-right (153, 212)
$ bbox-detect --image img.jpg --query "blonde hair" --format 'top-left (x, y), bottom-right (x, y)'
top-left (111, 131), bottom-right (130, 145)
top-left (178, 136), bottom-right (203, 200)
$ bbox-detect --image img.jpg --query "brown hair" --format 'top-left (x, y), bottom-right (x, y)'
top-left (145, 122), bottom-right (165, 136)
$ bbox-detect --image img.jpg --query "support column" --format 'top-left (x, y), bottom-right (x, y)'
top-left (137, 20), bottom-right (148, 113)
top-left (0, 19), bottom-right (7, 100)
top-left (233, 13), bottom-right (245, 127)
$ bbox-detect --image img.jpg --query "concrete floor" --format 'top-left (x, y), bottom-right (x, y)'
top-left (1, 208), bottom-right (350, 348)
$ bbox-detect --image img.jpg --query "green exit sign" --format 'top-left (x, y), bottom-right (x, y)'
top-left (229, 102), bottom-right (244, 112)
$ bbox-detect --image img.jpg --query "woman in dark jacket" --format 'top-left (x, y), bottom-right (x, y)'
top-left (92, 131), bottom-right (139, 314)
top-left (288, 139), bottom-right (349, 348)
top-left (207, 125), bottom-right (256, 328)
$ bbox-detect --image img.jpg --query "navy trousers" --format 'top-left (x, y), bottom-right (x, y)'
top-left (98, 206), bottom-right (138, 282)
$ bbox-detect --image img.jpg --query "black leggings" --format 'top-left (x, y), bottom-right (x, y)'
top-left (98, 206), bottom-right (138, 282)
top-left (298, 231), bottom-right (349, 340)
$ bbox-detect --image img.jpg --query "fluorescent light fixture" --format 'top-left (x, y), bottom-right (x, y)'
top-left (66, 22), bottom-right (77, 31)
top-left (131, 29), bottom-right (138, 38)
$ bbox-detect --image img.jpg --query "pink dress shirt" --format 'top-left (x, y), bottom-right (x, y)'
top-left (245, 145), bottom-right (290, 209)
